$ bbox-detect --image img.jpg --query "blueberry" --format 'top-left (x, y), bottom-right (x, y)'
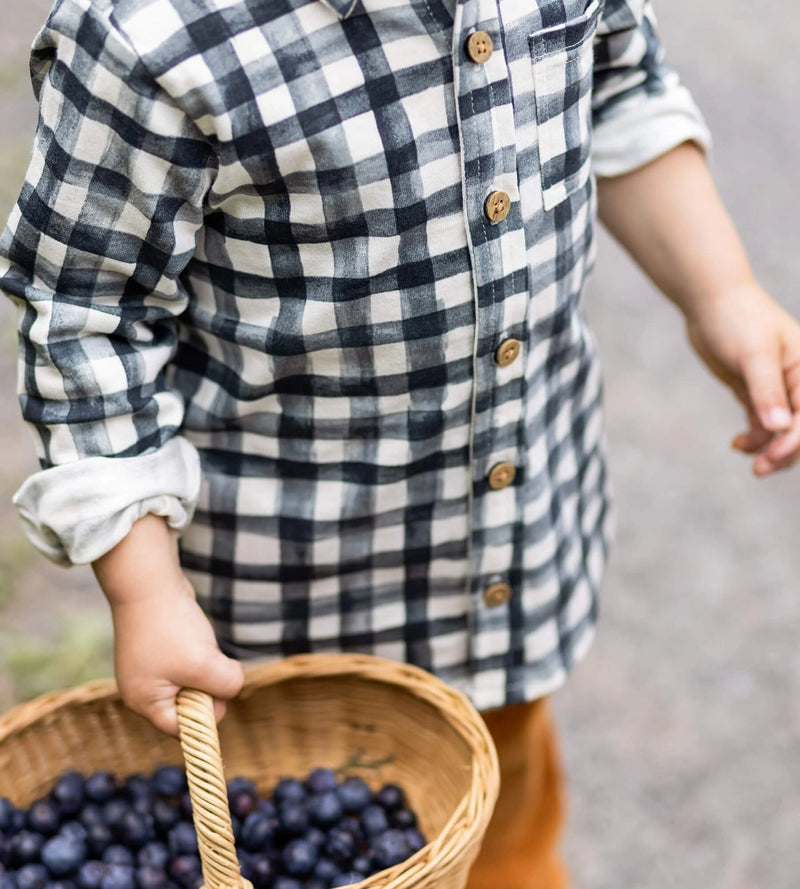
top-left (302, 826), bottom-right (326, 849)
top-left (324, 828), bottom-right (357, 866)
top-left (122, 777), bottom-right (151, 806)
top-left (167, 823), bottom-right (197, 857)
top-left (275, 804), bottom-right (307, 838)
top-left (312, 856), bottom-right (339, 884)
top-left (281, 839), bottom-right (318, 877)
top-left (51, 773), bottom-right (86, 817)
top-left (76, 860), bottom-right (108, 889)
top-left (226, 779), bottom-right (258, 820)
top-left (370, 829), bottom-right (410, 870)
top-left (9, 831), bottom-right (45, 867)
top-left (117, 812), bottom-right (153, 849)
top-left (150, 800), bottom-right (179, 836)
top-left (77, 806), bottom-right (104, 831)
top-left (330, 872), bottom-right (365, 887)
top-left (85, 775), bottom-right (117, 806)
top-left (51, 880), bottom-right (78, 889)
top-left (305, 769), bottom-right (338, 795)
top-left (85, 824), bottom-right (113, 858)
top-left (303, 880), bottom-right (327, 889)
top-left (100, 864), bottom-right (135, 889)
top-left (226, 777), bottom-right (257, 800)
top-left (335, 778), bottom-right (372, 815)
top-left (0, 800), bottom-right (16, 834)
top-left (272, 779), bottom-right (306, 807)
top-left (236, 849), bottom-right (255, 881)
top-left (337, 817), bottom-right (364, 845)
top-left (255, 799), bottom-right (276, 821)
top-left (150, 768), bottom-right (186, 799)
top-left (359, 805), bottom-right (388, 839)
top-left (271, 878), bottom-right (302, 889)
top-left (101, 846), bottom-right (134, 868)
top-left (404, 828), bottom-right (426, 853)
top-left (101, 802), bottom-right (130, 836)
top-left (351, 856), bottom-right (372, 875)
top-left (136, 865), bottom-right (169, 889)
top-left (168, 855), bottom-right (202, 889)
top-left (307, 792), bottom-right (342, 829)
top-left (374, 785), bottom-right (405, 812)
top-left (246, 855), bottom-right (275, 889)
top-left (41, 834), bottom-right (87, 876)
top-left (238, 813), bottom-right (273, 853)
top-left (0, 836), bottom-right (8, 867)
top-left (60, 823), bottom-right (88, 844)
top-left (27, 799), bottom-right (61, 836)
top-left (0, 872), bottom-right (17, 889)
top-left (137, 843), bottom-right (169, 870)
top-left (230, 814), bottom-right (241, 843)
top-left (15, 864), bottom-right (48, 889)
top-left (178, 794), bottom-right (193, 821)
top-left (389, 808), bottom-right (417, 830)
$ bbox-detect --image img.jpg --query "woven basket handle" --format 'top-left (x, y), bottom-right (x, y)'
top-left (176, 689), bottom-right (253, 889)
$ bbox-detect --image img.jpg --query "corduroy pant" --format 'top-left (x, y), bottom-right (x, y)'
top-left (467, 698), bottom-right (568, 889)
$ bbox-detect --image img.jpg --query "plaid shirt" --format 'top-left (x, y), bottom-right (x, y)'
top-left (0, 0), bottom-right (707, 709)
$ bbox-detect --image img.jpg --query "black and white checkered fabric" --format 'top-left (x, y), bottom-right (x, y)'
top-left (0, 0), bottom-right (708, 709)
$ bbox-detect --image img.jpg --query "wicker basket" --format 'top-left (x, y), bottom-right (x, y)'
top-left (0, 653), bottom-right (499, 889)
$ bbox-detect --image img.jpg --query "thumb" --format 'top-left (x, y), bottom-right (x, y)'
top-left (187, 646), bottom-right (245, 702)
top-left (740, 349), bottom-right (793, 431)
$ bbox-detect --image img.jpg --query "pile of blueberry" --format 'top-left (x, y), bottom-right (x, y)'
top-left (0, 766), bottom-right (427, 889)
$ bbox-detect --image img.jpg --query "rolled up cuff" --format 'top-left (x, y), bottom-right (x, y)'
top-left (13, 436), bottom-right (202, 566)
top-left (592, 85), bottom-right (712, 178)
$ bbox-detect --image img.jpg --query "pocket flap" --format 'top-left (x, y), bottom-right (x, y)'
top-left (531, 0), bottom-right (602, 59)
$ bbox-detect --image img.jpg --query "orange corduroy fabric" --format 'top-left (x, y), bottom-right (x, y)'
top-left (467, 698), bottom-right (568, 889)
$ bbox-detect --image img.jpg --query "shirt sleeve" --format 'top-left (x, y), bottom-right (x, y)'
top-left (591, 0), bottom-right (712, 177)
top-left (0, 0), bottom-right (216, 565)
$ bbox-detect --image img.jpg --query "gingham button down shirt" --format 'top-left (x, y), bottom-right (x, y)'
top-left (0, 0), bottom-right (708, 708)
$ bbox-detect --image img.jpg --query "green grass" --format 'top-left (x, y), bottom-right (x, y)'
top-left (1, 612), bottom-right (113, 703)
top-left (0, 532), bottom-right (37, 608)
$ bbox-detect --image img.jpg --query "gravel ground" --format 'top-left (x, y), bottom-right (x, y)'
top-left (1, 2), bottom-right (800, 887)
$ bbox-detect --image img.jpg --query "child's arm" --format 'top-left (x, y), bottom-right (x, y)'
top-left (596, 141), bottom-right (800, 476)
top-left (92, 514), bottom-right (244, 736)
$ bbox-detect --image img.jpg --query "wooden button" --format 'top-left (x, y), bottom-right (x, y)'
top-left (483, 582), bottom-right (512, 607)
top-left (495, 338), bottom-right (521, 367)
top-left (484, 190), bottom-right (511, 224)
top-left (465, 31), bottom-right (493, 64)
top-left (488, 462), bottom-right (516, 490)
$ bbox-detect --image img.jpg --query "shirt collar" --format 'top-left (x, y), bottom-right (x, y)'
top-left (317, 0), bottom-right (360, 18)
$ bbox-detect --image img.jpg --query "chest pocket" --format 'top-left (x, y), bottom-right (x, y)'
top-left (530, 0), bottom-right (602, 210)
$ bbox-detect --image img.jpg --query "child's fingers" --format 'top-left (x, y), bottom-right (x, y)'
top-left (753, 447), bottom-right (800, 476)
top-left (762, 414), bottom-right (800, 463)
top-left (739, 349), bottom-right (793, 432)
top-left (731, 426), bottom-right (772, 454)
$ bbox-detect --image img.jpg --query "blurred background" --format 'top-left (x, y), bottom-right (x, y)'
top-left (1, 1), bottom-right (799, 886)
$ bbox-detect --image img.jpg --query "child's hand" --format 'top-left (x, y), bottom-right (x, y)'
top-left (596, 142), bottom-right (800, 476)
top-left (108, 580), bottom-right (244, 736)
top-left (93, 514), bottom-right (244, 735)
top-left (685, 281), bottom-right (800, 476)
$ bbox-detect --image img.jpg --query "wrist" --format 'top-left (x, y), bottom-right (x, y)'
top-left (93, 513), bottom-right (190, 608)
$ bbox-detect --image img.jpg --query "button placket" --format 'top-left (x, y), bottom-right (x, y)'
top-left (452, 0), bottom-right (529, 636)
